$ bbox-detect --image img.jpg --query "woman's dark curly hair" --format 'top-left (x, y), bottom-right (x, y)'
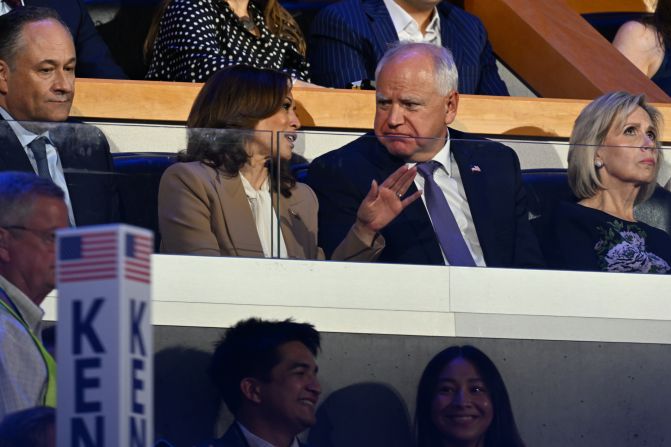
top-left (643, 0), bottom-right (671, 50)
top-left (415, 345), bottom-right (525, 447)
top-left (182, 65), bottom-right (296, 197)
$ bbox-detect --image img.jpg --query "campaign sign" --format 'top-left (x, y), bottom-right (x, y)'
top-left (56, 225), bottom-right (153, 447)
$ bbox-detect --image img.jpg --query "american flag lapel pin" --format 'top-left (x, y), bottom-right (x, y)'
top-left (470, 164), bottom-right (482, 173)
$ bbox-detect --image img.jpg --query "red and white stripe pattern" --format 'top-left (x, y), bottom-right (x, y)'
top-left (124, 234), bottom-right (152, 284)
top-left (58, 232), bottom-right (118, 283)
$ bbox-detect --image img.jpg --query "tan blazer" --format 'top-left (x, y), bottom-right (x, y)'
top-left (158, 161), bottom-right (383, 261)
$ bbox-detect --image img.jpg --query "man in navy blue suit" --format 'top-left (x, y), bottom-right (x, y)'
top-left (308, 0), bottom-right (507, 95)
top-left (1, 0), bottom-right (126, 79)
top-left (0, 6), bottom-right (119, 226)
top-left (307, 43), bottom-right (543, 267)
top-left (197, 318), bottom-right (321, 447)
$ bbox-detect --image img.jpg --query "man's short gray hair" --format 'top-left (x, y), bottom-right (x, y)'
top-left (0, 172), bottom-right (64, 227)
top-left (568, 91), bottom-right (663, 204)
top-left (374, 42), bottom-right (459, 95)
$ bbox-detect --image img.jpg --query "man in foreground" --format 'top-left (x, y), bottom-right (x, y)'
top-left (199, 318), bottom-right (321, 447)
top-left (0, 172), bottom-right (68, 419)
top-left (0, 6), bottom-right (119, 226)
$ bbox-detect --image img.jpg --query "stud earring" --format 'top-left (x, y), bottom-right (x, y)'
top-left (594, 159), bottom-right (603, 168)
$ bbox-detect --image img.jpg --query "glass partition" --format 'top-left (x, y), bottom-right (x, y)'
top-left (9, 119), bottom-right (671, 446)
top-left (3, 119), bottom-right (670, 275)
top-left (11, 120), bottom-right (670, 447)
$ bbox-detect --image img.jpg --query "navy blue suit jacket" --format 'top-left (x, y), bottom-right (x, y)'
top-left (26, 0), bottom-right (126, 79)
top-left (308, 0), bottom-right (508, 95)
top-left (196, 422), bottom-right (309, 447)
top-left (0, 119), bottom-right (120, 226)
top-left (306, 129), bottom-right (543, 267)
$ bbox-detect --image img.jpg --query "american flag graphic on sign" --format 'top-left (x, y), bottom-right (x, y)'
top-left (125, 234), bottom-right (152, 284)
top-left (58, 232), bottom-right (118, 283)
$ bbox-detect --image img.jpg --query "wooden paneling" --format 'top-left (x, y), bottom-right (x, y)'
top-left (565, 0), bottom-right (653, 14)
top-left (70, 79), bottom-right (202, 122)
top-left (71, 79), bottom-right (671, 141)
top-left (464, 0), bottom-right (669, 102)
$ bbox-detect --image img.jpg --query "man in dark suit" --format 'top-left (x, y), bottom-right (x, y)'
top-left (308, 0), bottom-right (507, 95)
top-left (198, 318), bottom-right (321, 447)
top-left (0, 6), bottom-right (119, 226)
top-left (1, 0), bottom-right (126, 79)
top-left (307, 42), bottom-right (543, 267)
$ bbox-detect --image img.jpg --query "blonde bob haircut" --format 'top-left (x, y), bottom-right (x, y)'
top-left (568, 91), bottom-right (664, 204)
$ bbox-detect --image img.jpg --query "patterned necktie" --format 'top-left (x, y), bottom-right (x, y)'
top-left (416, 161), bottom-right (476, 266)
top-left (28, 136), bottom-right (52, 180)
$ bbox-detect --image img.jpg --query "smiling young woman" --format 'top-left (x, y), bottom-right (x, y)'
top-left (415, 345), bottom-right (526, 447)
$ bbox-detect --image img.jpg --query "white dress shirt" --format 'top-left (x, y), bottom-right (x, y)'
top-left (240, 175), bottom-right (288, 259)
top-left (237, 421), bottom-right (301, 447)
top-left (383, 0), bottom-right (441, 45)
top-left (409, 133), bottom-right (486, 266)
top-left (0, 107), bottom-right (76, 225)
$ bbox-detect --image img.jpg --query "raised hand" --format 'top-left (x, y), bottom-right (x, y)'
top-left (355, 165), bottom-right (423, 235)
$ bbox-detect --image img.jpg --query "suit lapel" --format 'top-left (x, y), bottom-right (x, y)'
top-left (362, 0), bottom-right (400, 60)
top-left (437, 2), bottom-right (470, 92)
top-left (215, 173), bottom-right (265, 258)
top-left (274, 190), bottom-right (315, 259)
top-left (438, 2), bottom-right (459, 58)
top-left (0, 119), bottom-right (34, 172)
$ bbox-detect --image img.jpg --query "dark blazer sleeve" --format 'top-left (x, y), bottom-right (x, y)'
top-left (451, 133), bottom-right (542, 268)
top-left (307, 152), bottom-right (367, 259)
top-left (308, 3), bottom-right (377, 88)
top-left (475, 30), bottom-right (508, 96)
top-left (28, 0), bottom-right (127, 79)
top-left (70, 0), bottom-right (127, 79)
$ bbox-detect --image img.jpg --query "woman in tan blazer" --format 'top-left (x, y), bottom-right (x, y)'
top-left (158, 65), bottom-right (421, 260)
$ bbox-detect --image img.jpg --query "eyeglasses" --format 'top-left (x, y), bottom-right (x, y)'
top-left (2, 225), bottom-right (57, 245)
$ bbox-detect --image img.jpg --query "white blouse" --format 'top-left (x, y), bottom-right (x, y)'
top-left (240, 175), bottom-right (288, 258)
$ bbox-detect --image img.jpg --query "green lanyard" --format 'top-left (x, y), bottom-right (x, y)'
top-left (0, 293), bottom-right (57, 408)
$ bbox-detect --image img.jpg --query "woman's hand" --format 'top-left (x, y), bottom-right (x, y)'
top-left (354, 165), bottom-right (422, 240)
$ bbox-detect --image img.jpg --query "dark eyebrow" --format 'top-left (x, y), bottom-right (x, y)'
top-left (290, 361), bottom-right (311, 369)
top-left (39, 57), bottom-right (76, 66)
top-left (290, 361), bottom-right (319, 374)
top-left (436, 377), bottom-right (484, 383)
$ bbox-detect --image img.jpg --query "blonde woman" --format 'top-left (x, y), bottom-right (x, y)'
top-left (546, 91), bottom-right (671, 273)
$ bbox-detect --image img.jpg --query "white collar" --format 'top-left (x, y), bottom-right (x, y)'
top-left (237, 421), bottom-right (301, 447)
top-left (240, 173), bottom-right (270, 200)
top-left (382, 0), bottom-right (440, 39)
top-left (406, 128), bottom-right (451, 176)
top-left (0, 106), bottom-right (52, 148)
top-left (0, 274), bottom-right (45, 333)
